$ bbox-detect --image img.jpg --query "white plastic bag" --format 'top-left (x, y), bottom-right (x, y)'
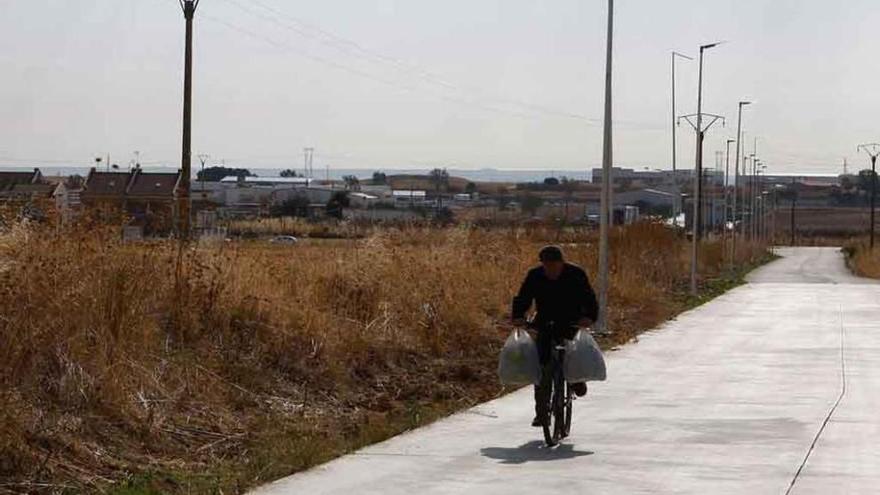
top-left (498, 329), bottom-right (541, 385)
top-left (564, 330), bottom-right (607, 382)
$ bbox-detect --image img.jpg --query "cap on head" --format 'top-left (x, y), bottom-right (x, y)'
top-left (538, 245), bottom-right (564, 263)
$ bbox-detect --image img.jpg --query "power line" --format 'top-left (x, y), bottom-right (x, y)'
top-left (217, 0), bottom-right (604, 123)
top-left (203, 11), bottom-right (673, 132)
top-left (201, 14), bottom-right (557, 122)
top-left (153, 0), bottom-right (664, 130)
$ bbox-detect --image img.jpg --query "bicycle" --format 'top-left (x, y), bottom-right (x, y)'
top-left (537, 333), bottom-right (575, 447)
top-left (518, 319), bottom-right (592, 447)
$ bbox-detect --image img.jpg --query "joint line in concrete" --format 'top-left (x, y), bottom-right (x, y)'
top-left (784, 305), bottom-right (848, 495)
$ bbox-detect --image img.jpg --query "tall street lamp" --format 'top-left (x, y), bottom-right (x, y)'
top-left (752, 156), bottom-right (761, 240)
top-left (857, 143), bottom-right (880, 249)
top-left (671, 51), bottom-right (693, 226)
top-left (733, 101), bottom-right (751, 258)
top-left (687, 41), bottom-right (723, 295)
top-left (724, 138), bottom-right (735, 265)
top-left (759, 164), bottom-right (769, 242)
top-left (694, 42), bottom-right (721, 240)
top-left (752, 157), bottom-right (764, 239)
top-left (742, 154), bottom-right (750, 238)
top-left (755, 163), bottom-right (765, 242)
top-left (749, 157), bottom-right (757, 240)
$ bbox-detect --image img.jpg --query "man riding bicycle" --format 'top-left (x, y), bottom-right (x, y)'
top-left (511, 245), bottom-right (599, 427)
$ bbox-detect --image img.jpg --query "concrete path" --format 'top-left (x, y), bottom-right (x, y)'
top-left (252, 247), bottom-right (880, 495)
top-left (746, 246), bottom-right (874, 285)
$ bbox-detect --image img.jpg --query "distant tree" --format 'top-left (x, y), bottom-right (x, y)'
top-left (197, 166), bottom-right (254, 182)
top-left (279, 169), bottom-right (300, 178)
top-left (521, 194), bottom-right (544, 216)
top-left (342, 175), bottom-right (361, 191)
top-left (543, 177), bottom-right (560, 186)
top-left (560, 177), bottom-right (577, 221)
top-left (465, 182), bottom-right (478, 195)
top-left (326, 191), bottom-right (351, 219)
top-left (429, 168), bottom-right (450, 190)
top-left (429, 168), bottom-right (450, 209)
top-left (857, 169), bottom-right (878, 197)
top-left (271, 195), bottom-right (310, 217)
top-left (372, 171), bottom-right (387, 184)
top-left (840, 175), bottom-right (855, 190)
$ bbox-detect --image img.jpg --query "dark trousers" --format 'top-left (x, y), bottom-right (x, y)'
top-left (533, 324), bottom-right (577, 416)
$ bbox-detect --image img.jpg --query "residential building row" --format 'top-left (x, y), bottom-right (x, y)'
top-left (0, 167), bottom-right (486, 231)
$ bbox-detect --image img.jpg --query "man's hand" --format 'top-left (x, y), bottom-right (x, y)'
top-left (511, 317), bottom-right (527, 328)
top-left (576, 317), bottom-right (593, 328)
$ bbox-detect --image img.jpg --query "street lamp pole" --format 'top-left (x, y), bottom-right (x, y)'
top-left (748, 153), bottom-right (756, 240)
top-left (725, 138), bottom-right (735, 265)
top-left (750, 158), bottom-right (757, 240)
top-left (857, 143), bottom-right (880, 249)
top-left (753, 157), bottom-right (762, 241)
top-left (732, 101), bottom-right (750, 260)
top-left (597, 0), bottom-right (614, 333)
top-left (761, 165), bottom-right (769, 242)
top-left (687, 41), bottom-right (722, 295)
top-left (756, 164), bottom-right (764, 242)
top-left (672, 51), bottom-right (693, 226)
top-left (872, 156), bottom-right (877, 250)
top-left (772, 184), bottom-right (779, 247)
top-left (742, 154), bottom-right (749, 238)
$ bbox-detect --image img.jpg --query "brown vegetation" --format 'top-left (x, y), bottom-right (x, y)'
top-left (226, 217), bottom-right (365, 239)
top-left (771, 207), bottom-right (873, 237)
top-left (0, 219), bottom-right (769, 493)
top-left (844, 240), bottom-right (880, 278)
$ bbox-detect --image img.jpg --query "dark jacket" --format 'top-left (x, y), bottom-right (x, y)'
top-left (511, 263), bottom-right (599, 330)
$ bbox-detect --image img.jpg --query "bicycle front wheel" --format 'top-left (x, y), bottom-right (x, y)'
top-left (542, 366), bottom-right (569, 447)
top-left (553, 375), bottom-right (571, 441)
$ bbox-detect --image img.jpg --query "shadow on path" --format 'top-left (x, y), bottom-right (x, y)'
top-left (481, 440), bottom-right (594, 465)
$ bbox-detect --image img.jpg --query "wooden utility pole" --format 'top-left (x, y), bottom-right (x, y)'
top-left (178, 0), bottom-right (200, 238)
top-left (597, 0), bottom-right (613, 333)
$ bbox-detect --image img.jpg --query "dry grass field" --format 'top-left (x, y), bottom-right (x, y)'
top-left (0, 218), bottom-right (770, 494)
top-left (771, 206), bottom-right (874, 238)
top-left (844, 240), bottom-right (880, 278)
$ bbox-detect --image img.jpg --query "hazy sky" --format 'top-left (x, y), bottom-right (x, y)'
top-left (1, 0), bottom-right (879, 173)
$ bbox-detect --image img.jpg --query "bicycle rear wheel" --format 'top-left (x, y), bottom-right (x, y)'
top-left (541, 381), bottom-right (556, 446)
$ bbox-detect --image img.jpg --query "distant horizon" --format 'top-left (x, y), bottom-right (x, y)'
top-left (2, 163), bottom-right (853, 186)
top-left (0, 164), bottom-right (593, 184)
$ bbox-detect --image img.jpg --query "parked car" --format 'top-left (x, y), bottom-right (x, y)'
top-left (269, 235), bottom-right (298, 245)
